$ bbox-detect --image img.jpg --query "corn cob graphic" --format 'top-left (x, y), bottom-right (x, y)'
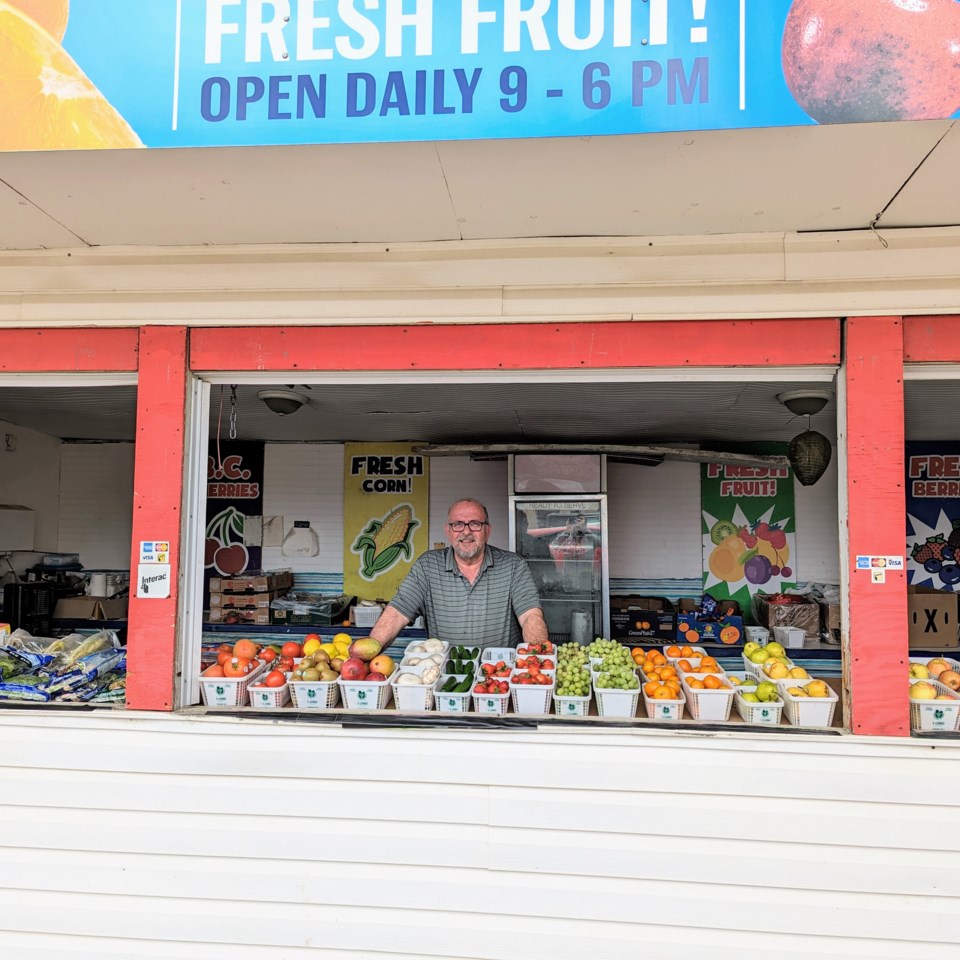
top-left (352, 504), bottom-right (418, 580)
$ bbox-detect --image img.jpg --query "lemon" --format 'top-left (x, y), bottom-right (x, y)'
top-left (303, 637), bottom-right (322, 657)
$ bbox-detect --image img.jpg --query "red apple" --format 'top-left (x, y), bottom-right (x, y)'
top-left (782, 0), bottom-right (960, 122)
top-left (366, 672), bottom-right (387, 683)
top-left (340, 658), bottom-right (368, 681)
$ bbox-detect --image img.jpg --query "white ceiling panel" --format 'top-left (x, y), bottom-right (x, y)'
top-left (0, 120), bottom-right (955, 251)
top-left (0, 177), bottom-right (82, 250)
top-left (0, 142), bottom-right (460, 248)
top-left (439, 122), bottom-right (954, 240)
top-left (881, 122), bottom-right (960, 228)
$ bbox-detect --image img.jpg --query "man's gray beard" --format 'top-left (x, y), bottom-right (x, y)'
top-left (454, 540), bottom-right (483, 561)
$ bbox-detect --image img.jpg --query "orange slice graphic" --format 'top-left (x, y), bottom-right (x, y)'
top-left (9, 0), bottom-right (69, 41)
top-left (0, 0), bottom-right (141, 151)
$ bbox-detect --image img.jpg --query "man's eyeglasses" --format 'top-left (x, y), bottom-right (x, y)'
top-left (447, 520), bottom-right (488, 532)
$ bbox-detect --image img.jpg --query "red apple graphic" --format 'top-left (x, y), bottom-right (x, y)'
top-left (782, 0), bottom-right (960, 123)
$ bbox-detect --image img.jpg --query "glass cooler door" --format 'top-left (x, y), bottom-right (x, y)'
top-left (509, 496), bottom-right (609, 645)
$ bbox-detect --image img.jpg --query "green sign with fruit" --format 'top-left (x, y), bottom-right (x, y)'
top-left (700, 447), bottom-right (797, 608)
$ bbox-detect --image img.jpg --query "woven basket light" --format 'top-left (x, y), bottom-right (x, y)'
top-left (788, 430), bottom-right (832, 486)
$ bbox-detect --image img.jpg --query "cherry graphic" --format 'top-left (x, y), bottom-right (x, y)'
top-left (204, 537), bottom-right (222, 567)
top-left (213, 543), bottom-right (249, 575)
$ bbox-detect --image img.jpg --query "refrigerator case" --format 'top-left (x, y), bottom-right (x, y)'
top-left (509, 496), bottom-right (610, 645)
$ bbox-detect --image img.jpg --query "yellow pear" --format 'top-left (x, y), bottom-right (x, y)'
top-left (787, 666), bottom-right (809, 679)
top-left (804, 680), bottom-right (830, 698)
top-left (766, 661), bottom-right (789, 680)
top-left (786, 686), bottom-right (806, 697)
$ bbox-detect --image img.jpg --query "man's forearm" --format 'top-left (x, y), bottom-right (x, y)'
top-left (518, 607), bottom-right (549, 644)
top-left (368, 604), bottom-right (411, 647)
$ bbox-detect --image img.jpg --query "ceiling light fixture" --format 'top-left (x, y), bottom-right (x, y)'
top-left (257, 389), bottom-right (309, 416)
top-left (777, 390), bottom-right (833, 486)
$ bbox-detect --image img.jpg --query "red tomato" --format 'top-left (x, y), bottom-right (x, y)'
top-left (217, 643), bottom-right (232, 654)
top-left (217, 649), bottom-right (233, 666)
top-left (281, 641), bottom-right (303, 658)
top-left (264, 670), bottom-right (286, 687)
top-left (278, 656), bottom-right (295, 672)
top-left (303, 633), bottom-right (322, 644)
top-left (259, 647), bottom-right (278, 664)
top-left (223, 656), bottom-right (253, 678)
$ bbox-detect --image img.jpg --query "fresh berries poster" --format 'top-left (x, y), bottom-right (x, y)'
top-left (4, 1), bottom-right (960, 153)
top-left (906, 442), bottom-right (960, 590)
top-left (700, 446), bottom-right (797, 606)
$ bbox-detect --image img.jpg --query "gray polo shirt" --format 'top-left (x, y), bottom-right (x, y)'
top-left (388, 545), bottom-right (542, 649)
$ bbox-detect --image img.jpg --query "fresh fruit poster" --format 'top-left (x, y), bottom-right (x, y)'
top-left (906, 442), bottom-right (960, 590)
top-left (700, 446), bottom-right (797, 607)
top-left (204, 440), bottom-right (264, 601)
top-left (344, 443), bottom-right (428, 603)
top-left (5, 1), bottom-right (960, 153)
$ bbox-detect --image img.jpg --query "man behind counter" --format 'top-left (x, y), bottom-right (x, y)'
top-left (369, 498), bottom-right (549, 651)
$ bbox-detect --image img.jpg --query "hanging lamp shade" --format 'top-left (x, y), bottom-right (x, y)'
top-left (788, 429), bottom-right (832, 486)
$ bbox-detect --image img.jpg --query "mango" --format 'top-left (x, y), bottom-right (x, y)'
top-left (348, 637), bottom-right (382, 662)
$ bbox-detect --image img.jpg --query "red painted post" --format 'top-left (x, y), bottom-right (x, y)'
top-left (125, 328), bottom-right (188, 711)
top-left (903, 315), bottom-right (960, 361)
top-left (844, 317), bottom-right (908, 736)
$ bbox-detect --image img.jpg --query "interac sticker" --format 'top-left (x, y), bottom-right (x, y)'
top-left (137, 564), bottom-right (171, 599)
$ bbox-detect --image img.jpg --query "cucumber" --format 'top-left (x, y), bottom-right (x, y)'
top-left (455, 675), bottom-right (474, 693)
top-left (440, 676), bottom-right (458, 693)
top-left (445, 659), bottom-right (456, 672)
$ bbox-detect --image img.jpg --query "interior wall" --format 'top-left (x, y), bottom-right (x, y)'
top-left (0, 417), bottom-right (60, 560)
top-left (58, 443), bottom-right (135, 570)
top-left (260, 445), bottom-right (841, 587)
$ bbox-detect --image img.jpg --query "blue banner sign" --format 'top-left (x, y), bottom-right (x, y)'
top-left (4, 0), bottom-right (960, 151)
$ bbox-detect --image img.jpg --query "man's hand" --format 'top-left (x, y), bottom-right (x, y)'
top-left (369, 604), bottom-right (411, 646)
top-left (518, 607), bottom-right (549, 645)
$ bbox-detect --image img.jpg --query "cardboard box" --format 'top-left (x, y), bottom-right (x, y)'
top-left (209, 591), bottom-right (274, 610)
top-left (908, 586), bottom-right (959, 649)
top-left (676, 598), bottom-right (745, 647)
top-left (207, 607), bottom-right (272, 625)
top-left (54, 596), bottom-right (128, 620)
top-left (610, 596), bottom-right (675, 644)
top-left (820, 600), bottom-right (841, 641)
top-left (271, 593), bottom-right (354, 626)
top-left (753, 594), bottom-right (821, 646)
top-left (208, 570), bottom-right (294, 595)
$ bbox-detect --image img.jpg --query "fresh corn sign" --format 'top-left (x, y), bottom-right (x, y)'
top-left (344, 443), bottom-right (428, 601)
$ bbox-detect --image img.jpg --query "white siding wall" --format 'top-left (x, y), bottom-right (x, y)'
top-left (57, 443), bottom-right (134, 569)
top-left (0, 711), bottom-right (957, 960)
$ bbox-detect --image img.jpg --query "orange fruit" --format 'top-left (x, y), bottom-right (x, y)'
top-left (687, 678), bottom-right (705, 689)
top-left (676, 659), bottom-right (692, 673)
top-left (700, 658), bottom-right (719, 672)
top-left (665, 645), bottom-right (681, 658)
top-left (665, 678), bottom-right (681, 692)
top-left (0, 1), bottom-right (142, 151)
top-left (680, 645), bottom-right (695, 657)
top-left (703, 675), bottom-right (722, 689)
top-left (652, 685), bottom-right (673, 699)
top-left (9, 0), bottom-right (68, 40)
top-left (643, 680), bottom-right (659, 697)
top-left (659, 665), bottom-right (677, 679)
top-left (651, 652), bottom-right (667, 666)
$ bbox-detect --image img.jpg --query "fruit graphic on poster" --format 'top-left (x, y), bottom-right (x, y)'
top-left (782, 0), bottom-right (960, 123)
top-left (205, 506), bottom-right (251, 576)
top-left (0, 0), bottom-right (141, 151)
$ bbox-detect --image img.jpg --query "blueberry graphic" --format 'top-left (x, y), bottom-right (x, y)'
top-left (944, 547), bottom-right (956, 561)
top-left (939, 564), bottom-right (960, 586)
top-left (924, 559), bottom-right (943, 574)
